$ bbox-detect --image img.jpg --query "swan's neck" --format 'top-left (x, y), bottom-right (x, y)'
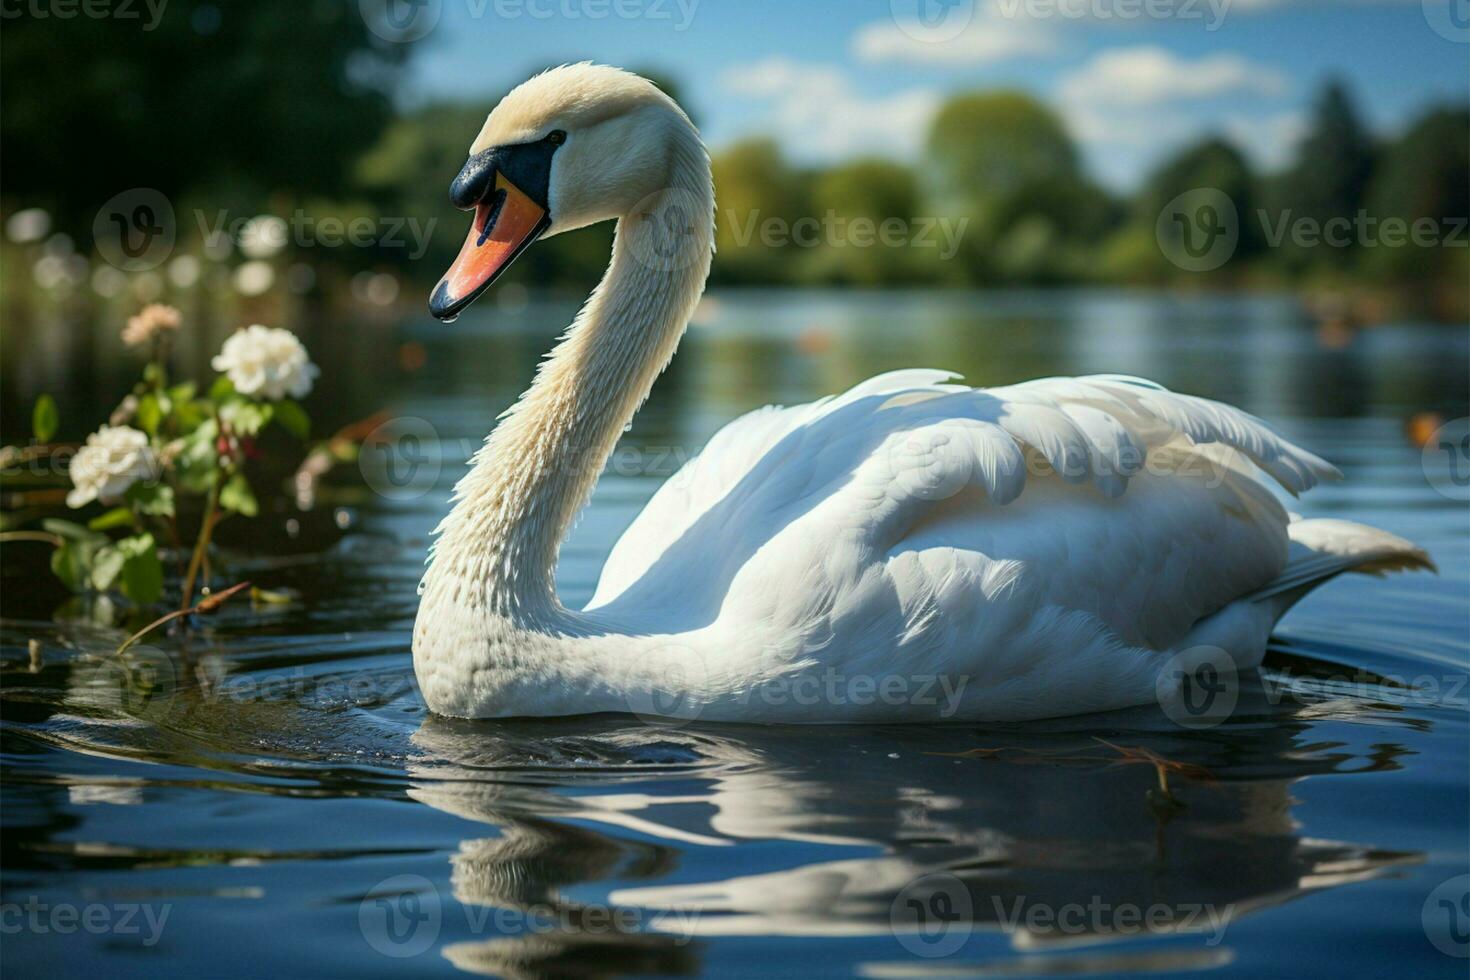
top-left (425, 149), bottom-right (713, 619)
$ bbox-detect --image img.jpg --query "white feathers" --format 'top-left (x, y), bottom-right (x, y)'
top-left (590, 371), bottom-right (1340, 609)
top-left (413, 66), bottom-right (1425, 724)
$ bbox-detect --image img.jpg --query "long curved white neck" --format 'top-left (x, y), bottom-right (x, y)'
top-left (423, 138), bottom-right (713, 623)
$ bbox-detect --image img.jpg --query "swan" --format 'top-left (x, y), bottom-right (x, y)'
top-left (413, 64), bottom-right (1430, 723)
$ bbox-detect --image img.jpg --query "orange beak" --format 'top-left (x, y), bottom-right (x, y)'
top-left (430, 173), bottom-right (550, 321)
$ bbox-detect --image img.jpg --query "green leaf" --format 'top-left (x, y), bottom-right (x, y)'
top-left (176, 421), bottom-right (220, 493)
top-left (173, 400), bottom-right (206, 432)
top-left (42, 519), bottom-right (106, 544)
top-left (219, 473), bottom-right (258, 517)
top-left (168, 381), bottom-right (197, 403)
top-left (90, 545), bottom-right (126, 592)
top-left (118, 534), bottom-right (163, 606)
top-left (208, 376), bottom-right (235, 402)
top-left (222, 401), bottom-right (272, 437)
top-left (273, 399), bottom-right (310, 440)
top-left (50, 541), bottom-right (88, 592)
top-left (32, 394), bottom-right (58, 443)
top-left (136, 393), bottom-right (164, 436)
top-left (88, 507), bottom-right (135, 532)
top-left (125, 482), bottom-right (175, 517)
top-left (143, 362), bottom-right (165, 386)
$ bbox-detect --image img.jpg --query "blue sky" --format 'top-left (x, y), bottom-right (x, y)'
top-left (395, 0), bottom-right (1470, 188)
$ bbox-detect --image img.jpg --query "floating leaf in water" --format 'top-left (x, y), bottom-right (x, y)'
top-left (250, 586), bottom-right (295, 606)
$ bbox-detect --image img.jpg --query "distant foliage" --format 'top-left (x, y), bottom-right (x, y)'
top-left (0, 0), bottom-right (408, 232)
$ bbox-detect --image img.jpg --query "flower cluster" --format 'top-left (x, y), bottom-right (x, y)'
top-left (211, 324), bottom-right (320, 401)
top-left (65, 426), bottom-right (158, 508)
top-left (14, 309), bottom-right (327, 611)
top-left (121, 303), bottom-right (183, 348)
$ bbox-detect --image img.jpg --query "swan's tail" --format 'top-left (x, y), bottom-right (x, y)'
top-left (1251, 517), bottom-right (1435, 621)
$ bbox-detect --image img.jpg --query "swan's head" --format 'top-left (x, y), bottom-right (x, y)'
top-left (430, 63), bottom-right (702, 320)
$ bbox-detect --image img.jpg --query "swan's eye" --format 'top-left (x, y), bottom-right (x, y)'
top-left (547, 130), bottom-right (566, 146)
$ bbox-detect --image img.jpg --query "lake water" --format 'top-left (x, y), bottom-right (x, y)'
top-left (3, 289), bottom-right (1468, 977)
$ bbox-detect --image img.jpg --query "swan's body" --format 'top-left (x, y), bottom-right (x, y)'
top-left (413, 65), bottom-right (1429, 723)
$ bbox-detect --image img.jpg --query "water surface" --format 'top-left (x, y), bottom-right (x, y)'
top-left (3, 290), bottom-right (1468, 977)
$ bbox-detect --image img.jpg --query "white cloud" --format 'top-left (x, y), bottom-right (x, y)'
top-left (1057, 46), bottom-right (1289, 107)
top-left (1051, 48), bottom-right (1295, 187)
top-left (851, 16), bottom-right (1057, 66)
top-left (720, 58), bottom-right (941, 161)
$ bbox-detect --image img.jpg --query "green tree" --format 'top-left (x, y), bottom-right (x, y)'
top-left (1363, 105), bottom-right (1469, 283)
top-left (710, 139), bottom-right (811, 285)
top-left (1105, 136), bottom-right (1259, 281)
top-left (355, 102), bottom-right (499, 280)
top-left (0, 0), bottom-right (409, 233)
top-left (1271, 80), bottom-right (1376, 268)
top-left (923, 92), bottom-right (1107, 282)
top-left (803, 159), bottom-right (920, 285)
top-left (926, 92), bottom-right (1080, 208)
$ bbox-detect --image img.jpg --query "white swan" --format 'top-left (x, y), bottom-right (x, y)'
top-left (413, 64), bottom-right (1430, 723)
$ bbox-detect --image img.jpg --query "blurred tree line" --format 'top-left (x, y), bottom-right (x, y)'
top-left (702, 81), bottom-right (1467, 302)
top-left (2, 2), bottom-right (1465, 315)
top-left (356, 76), bottom-right (1466, 308)
top-left (1, 0), bottom-right (409, 225)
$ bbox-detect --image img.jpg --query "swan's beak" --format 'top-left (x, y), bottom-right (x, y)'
top-left (430, 172), bottom-right (550, 321)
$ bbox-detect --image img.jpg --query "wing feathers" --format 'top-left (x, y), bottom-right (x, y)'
top-left (590, 370), bottom-right (1338, 608)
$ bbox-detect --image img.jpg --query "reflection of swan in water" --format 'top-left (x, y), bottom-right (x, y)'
top-left (407, 688), bottom-right (1421, 973)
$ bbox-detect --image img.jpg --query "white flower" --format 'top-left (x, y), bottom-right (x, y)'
top-left (67, 426), bottom-right (157, 509)
top-left (211, 324), bottom-right (319, 401)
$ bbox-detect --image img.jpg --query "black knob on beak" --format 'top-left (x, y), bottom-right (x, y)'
top-left (449, 149), bottom-right (497, 211)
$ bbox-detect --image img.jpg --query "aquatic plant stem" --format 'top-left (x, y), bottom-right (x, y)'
top-left (179, 474), bottom-right (222, 612)
top-left (117, 580), bottom-right (251, 656)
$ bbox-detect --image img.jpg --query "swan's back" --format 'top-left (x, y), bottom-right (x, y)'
top-left (589, 370), bottom-right (1336, 611)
